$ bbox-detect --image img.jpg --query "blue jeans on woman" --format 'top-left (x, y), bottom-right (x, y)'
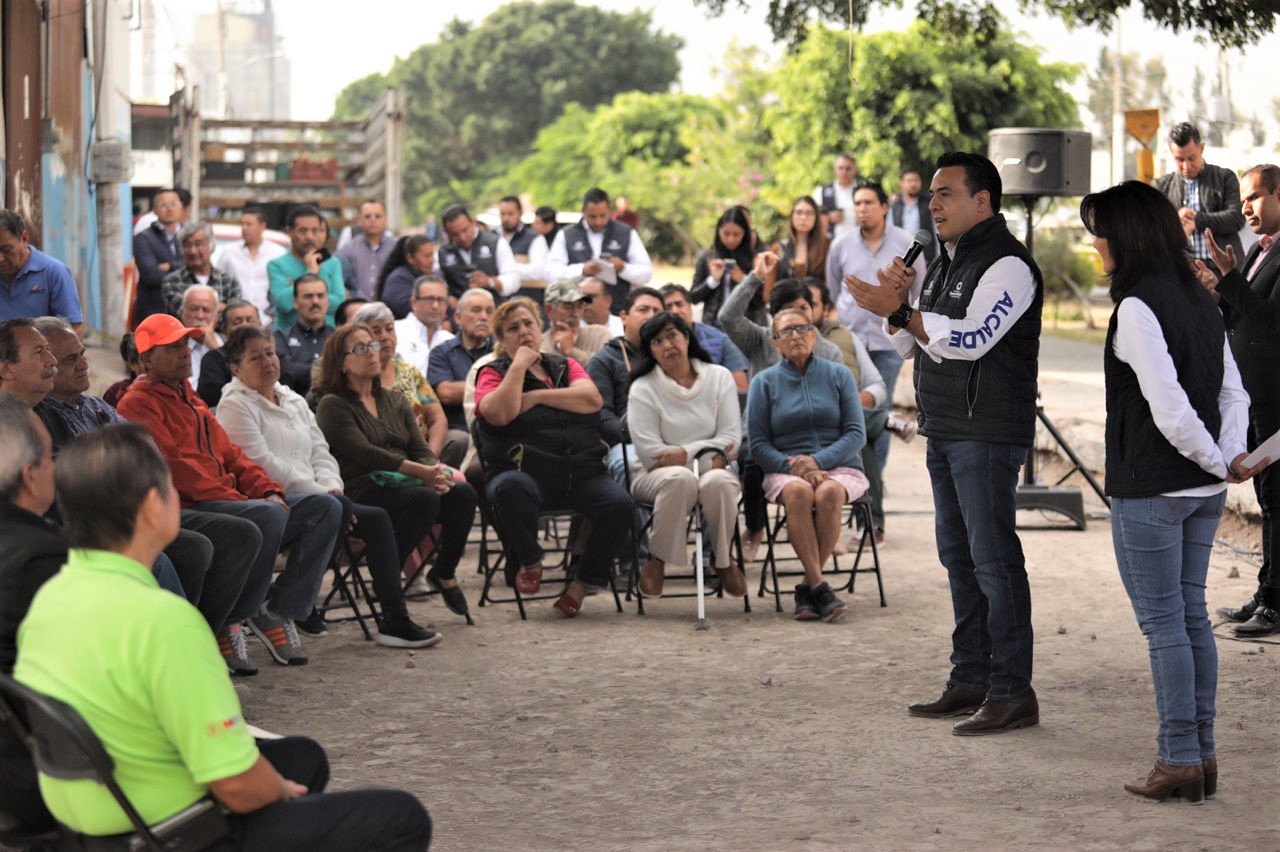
top-left (1111, 491), bottom-right (1225, 767)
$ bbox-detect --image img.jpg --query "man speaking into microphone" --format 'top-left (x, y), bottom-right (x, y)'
top-left (849, 151), bottom-right (1043, 736)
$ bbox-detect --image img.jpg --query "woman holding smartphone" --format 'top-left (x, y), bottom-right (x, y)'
top-left (691, 206), bottom-right (761, 327)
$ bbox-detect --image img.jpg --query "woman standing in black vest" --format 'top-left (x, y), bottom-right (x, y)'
top-left (474, 298), bottom-right (635, 618)
top-left (1083, 181), bottom-right (1263, 802)
top-left (690, 206), bottom-right (761, 327)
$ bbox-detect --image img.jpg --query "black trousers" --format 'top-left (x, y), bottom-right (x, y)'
top-left (358, 482), bottom-right (478, 581)
top-left (168, 510), bottom-right (260, 631)
top-left (212, 737), bottom-right (430, 851)
top-left (1251, 412), bottom-right (1280, 608)
top-left (333, 496), bottom-right (408, 622)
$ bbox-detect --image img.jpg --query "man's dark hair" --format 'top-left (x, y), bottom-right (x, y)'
top-left (659, 283), bottom-right (692, 302)
top-left (242, 206), bottom-right (269, 225)
top-left (118, 332), bottom-right (139, 374)
top-left (286, 204), bottom-right (325, 229)
top-left (292, 272), bottom-right (327, 299)
top-left (0, 210), bottom-right (26, 239)
top-left (582, 188), bottom-right (610, 208)
top-left (856, 180), bottom-right (889, 206)
top-left (0, 318), bottom-right (37, 364)
top-left (768, 279), bottom-right (812, 316)
top-left (55, 423), bottom-right (173, 550)
top-left (803, 277), bottom-right (832, 311)
top-left (335, 298), bottom-right (369, 326)
top-left (359, 198), bottom-right (385, 212)
top-left (223, 325), bottom-right (275, 367)
top-left (153, 187), bottom-right (181, 205)
top-left (624, 286), bottom-right (664, 312)
top-left (935, 151), bottom-right (1002, 213)
top-left (900, 167), bottom-right (921, 179)
top-left (1169, 122), bottom-right (1201, 147)
top-left (535, 206), bottom-right (556, 224)
top-left (1243, 163), bottom-right (1280, 195)
top-left (174, 187), bottom-right (193, 208)
top-left (1080, 180), bottom-right (1199, 303)
top-left (441, 204), bottom-right (471, 227)
top-left (219, 299), bottom-right (257, 335)
top-left (499, 196), bottom-right (522, 210)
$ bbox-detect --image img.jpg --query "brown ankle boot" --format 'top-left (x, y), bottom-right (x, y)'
top-left (1123, 762), bottom-right (1204, 803)
top-left (638, 559), bottom-right (664, 598)
top-left (1202, 759), bottom-right (1217, 798)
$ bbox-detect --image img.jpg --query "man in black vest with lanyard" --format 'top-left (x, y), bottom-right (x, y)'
top-left (495, 196), bottom-right (549, 304)
top-left (546, 187), bottom-right (653, 313)
top-left (437, 204), bottom-right (519, 302)
top-left (850, 151), bottom-right (1042, 736)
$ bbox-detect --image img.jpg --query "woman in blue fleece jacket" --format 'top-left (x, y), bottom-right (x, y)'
top-left (747, 307), bottom-right (867, 622)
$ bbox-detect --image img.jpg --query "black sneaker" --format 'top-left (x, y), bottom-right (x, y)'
top-left (375, 617), bottom-right (444, 649)
top-left (296, 608), bottom-right (328, 637)
top-left (811, 582), bottom-right (848, 623)
top-left (1217, 593), bottom-right (1260, 623)
top-left (794, 584), bottom-right (820, 621)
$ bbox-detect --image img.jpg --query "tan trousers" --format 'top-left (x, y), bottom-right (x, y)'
top-left (631, 466), bottom-right (741, 569)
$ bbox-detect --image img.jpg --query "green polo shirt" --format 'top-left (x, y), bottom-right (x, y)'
top-left (266, 253), bottom-right (345, 330)
top-left (14, 549), bottom-right (258, 836)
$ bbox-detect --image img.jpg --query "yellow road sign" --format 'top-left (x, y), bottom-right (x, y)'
top-left (1125, 109), bottom-right (1161, 144)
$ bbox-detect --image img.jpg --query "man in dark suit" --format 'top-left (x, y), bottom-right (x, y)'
top-left (889, 168), bottom-right (937, 263)
top-left (1156, 122), bottom-right (1244, 272)
top-left (1202, 163), bottom-right (1280, 636)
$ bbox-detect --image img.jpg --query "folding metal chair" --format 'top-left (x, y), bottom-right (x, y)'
top-left (0, 674), bottom-right (229, 851)
top-left (757, 494), bottom-right (886, 613)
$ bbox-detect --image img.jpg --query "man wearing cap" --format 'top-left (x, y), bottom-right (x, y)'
top-left (118, 314), bottom-right (343, 675)
top-left (541, 278), bottom-right (613, 365)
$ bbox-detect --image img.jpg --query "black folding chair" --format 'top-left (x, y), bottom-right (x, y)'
top-left (622, 444), bottom-right (750, 616)
top-left (0, 674), bottom-right (228, 851)
top-left (757, 494), bottom-right (886, 613)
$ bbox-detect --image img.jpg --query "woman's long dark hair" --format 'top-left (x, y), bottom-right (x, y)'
top-left (629, 312), bottom-right (714, 384)
top-left (1079, 181), bottom-right (1199, 303)
top-left (786, 195), bottom-right (829, 275)
top-left (375, 235), bottom-right (432, 301)
top-left (712, 206), bottom-right (756, 270)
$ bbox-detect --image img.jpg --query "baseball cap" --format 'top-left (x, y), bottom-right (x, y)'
top-left (544, 278), bottom-right (585, 304)
top-left (134, 313), bottom-right (203, 353)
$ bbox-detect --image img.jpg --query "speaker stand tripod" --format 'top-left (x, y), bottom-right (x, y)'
top-left (1017, 399), bottom-right (1110, 530)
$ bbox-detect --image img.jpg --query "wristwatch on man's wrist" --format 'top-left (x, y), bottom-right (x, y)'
top-left (888, 303), bottom-right (915, 330)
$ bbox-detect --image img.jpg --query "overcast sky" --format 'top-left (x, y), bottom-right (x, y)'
top-left (132, 0), bottom-right (1280, 136)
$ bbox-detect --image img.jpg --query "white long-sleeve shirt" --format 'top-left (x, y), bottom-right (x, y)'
top-left (545, 226), bottom-right (654, 285)
top-left (888, 254), bottom-right (1036, 363)
top-left (1112, 298), bottom-right (1250, 496)
top-left (500, 228), bottom-right (549, 283)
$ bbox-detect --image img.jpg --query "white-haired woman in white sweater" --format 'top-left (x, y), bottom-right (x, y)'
top-left (626, 311), bottom-right (745, 599)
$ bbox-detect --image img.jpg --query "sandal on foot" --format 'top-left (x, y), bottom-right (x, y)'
top-left (553, 591), bottom-right (582, 619)
top-left (515, 566), bottom-right (543, 595)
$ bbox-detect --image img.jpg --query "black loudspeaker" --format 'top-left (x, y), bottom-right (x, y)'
top-left (988, 128), bottom-right (1092, 197)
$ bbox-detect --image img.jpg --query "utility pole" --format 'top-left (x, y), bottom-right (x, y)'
top-left (1110, 15), bottom-right (1125, 184)
top-left (90, 0), bottom-right (132, 338)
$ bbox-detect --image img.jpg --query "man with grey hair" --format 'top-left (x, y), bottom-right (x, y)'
top-left (180, 284), bottom-right (223, 390)
top-left (31, 317), bottom-right (121, 447)
top-left (162, 221), bottom-right (241, 315)
top-left (0, 317), bottom-right (57, 406)
top-left (395, 274), bottom-right (453, 376)
top-left (428, 286), bottom-right (495, 437)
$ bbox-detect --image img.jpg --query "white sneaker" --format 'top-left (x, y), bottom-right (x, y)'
top-left (887, 411), bottom-right (918, 442)
top-left (404, 573), bottom-right (431, 599)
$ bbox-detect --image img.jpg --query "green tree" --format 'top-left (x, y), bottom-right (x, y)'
top-left (332, 1), bottom-right (683, 219)
top-left (692, 0), bottom-right (1277, 49)
top-left (1084, 48), bottom-right (1170, 151)
top-left (765, 21), bottom-right (1079, 197)
top-left (332, 72), bottom-right (389, 121)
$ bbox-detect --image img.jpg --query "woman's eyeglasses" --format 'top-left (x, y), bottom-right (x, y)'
top-left (344, 341), bottom-right (383, 356)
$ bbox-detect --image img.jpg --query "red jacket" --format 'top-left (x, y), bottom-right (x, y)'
top-left (117, 375), bottom-right (283, 506)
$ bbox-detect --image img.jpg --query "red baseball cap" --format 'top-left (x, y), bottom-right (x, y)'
top-left (134, 314), bottom-right (204, 353)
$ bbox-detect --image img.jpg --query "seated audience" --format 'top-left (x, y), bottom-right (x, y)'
top-left (198, 298), bottom-right (260, 408)
top-left (542, 278), bottom-right (612, 363)
top-left (217, 326), bottom-right (447, 640)
top-left (118, 313), bottom-right (342, 672)
top-left (352, 301), bottom-right (459, 468)
top-left (376, 235), bottom-right (436, 319)
top-left (0, 209), bottom-right (83, 333)
top-left (14, 423), bottom-right (432, 850)
top-left (748, 308), bottom-right (868, 623)
top-left (102, 332), bottom-right (140, 407)
top-left (626, 312), bottom-right (745, 598)
top-left (274, 273), bottom-right (335, 396)
top-left (659, 283), bottom-right (750, 391)
top-left (474, 297), bottom-right (634, 617)
top-left (315, 323), bottom-right (477, 621)
top-left (336, 297), bottom-right (370, 326)
top-left (162, 221), bottom-right (241, 315)
top-left (580, 277), bottom-right (624, 338)
top-left (691, 206), bottom-right (761, 327)
top-left (0, 318), bottom-right (57, 405)
top-left (396, 275), bottom-right (454, 377)
top-left (179, 284), bottom-right (223, 391)
top-left (427, 287), bottom-right (496, 455)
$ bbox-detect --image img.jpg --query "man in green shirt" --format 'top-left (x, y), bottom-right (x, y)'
top-left (267, 204), bottom-right (346, 330)
top-left (15, 423), bottom-right (430, 849)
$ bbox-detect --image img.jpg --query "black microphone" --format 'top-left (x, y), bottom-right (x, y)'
top-left (901, 228), bottom-right (932, 268)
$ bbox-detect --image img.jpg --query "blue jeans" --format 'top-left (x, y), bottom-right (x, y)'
top-left (926, 439), bottom-right (1033, 700)
top-left (1111, 492), bottom-right (1224, 766)
top-left (869, 348), bottom-right (905, 470)
top-left (192, 494), bottom-right (343, 621)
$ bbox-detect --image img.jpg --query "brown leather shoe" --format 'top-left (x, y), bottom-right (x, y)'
top-left (1124, 761), bottom-right (1204, 803)
top-left (638, 558), bottom-right (664, 598)
top-left (907, 685), bottom-right (987, 719)
top-left (716, 565), bottom-right (748, 597)
top-left (952, 688), bottom-right (1039, 736)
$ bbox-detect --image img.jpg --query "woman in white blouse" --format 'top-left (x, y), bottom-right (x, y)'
top-left (626, 312), bottom-right (745, 598)
top-left (1083, 182), bottom-right (1265, 803)
top-left (215, 325), bottom-right (442, 649)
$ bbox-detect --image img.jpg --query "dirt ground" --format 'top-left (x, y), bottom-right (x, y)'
top-left (234, 434), bottom-right (1280, 851)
